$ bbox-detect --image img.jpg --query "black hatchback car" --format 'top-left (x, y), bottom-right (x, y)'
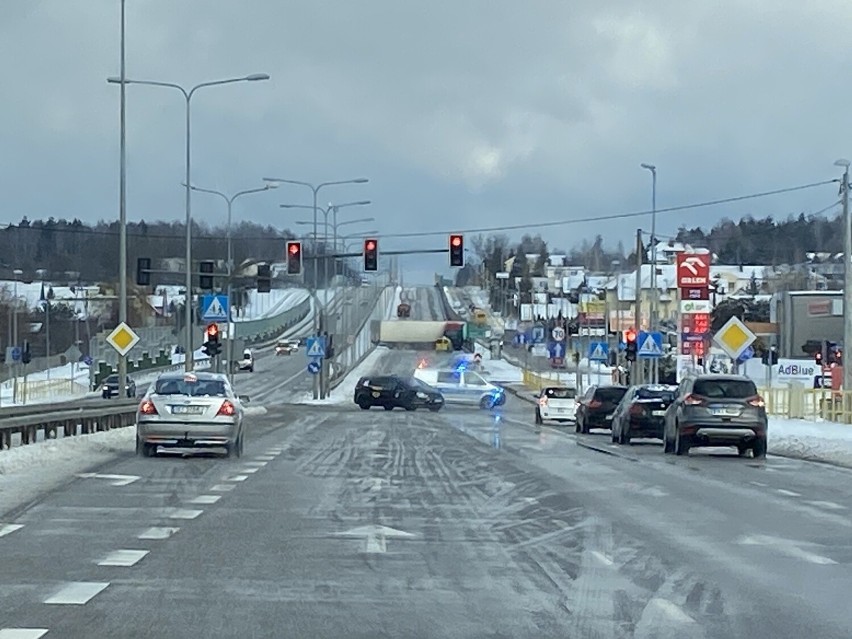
top-left (575, 385), bottom-right (628, 433)
top-left (611, 384), bottom-right (677, 444)
top-left (354, 375), bottom-right (444, 411)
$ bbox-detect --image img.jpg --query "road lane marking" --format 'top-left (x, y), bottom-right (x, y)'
top-left (98, 550), bottom-right (149, 567)
top-left (777, 489), bottom-right (801, 497)
top-left (242, 467), bottom-right (260, 474)
top-left (225, 475), bottom-right (248, 482)
top-left (807, 500), bottom-right (846, 510)
top-left (244, 461), bottom-right (268, 467)
top-left (138, 527), bottom-right (180, 540)
top-left (750, 481), bottom-right (768, 487)
top-left (255, 455), bottom-right (276, 461)
top-left (739, 534), bottom-right (837, 565)
top-left (164, 508), bottom-right (203, 520)
top-left (590, 551), bottom-right (614, 566)
top-left (45, 581), bottom-right (110, 604)
top-left (648, 598), bottom-right (696, 623)
top-left (188, 495), bottom-right (221, 505)
top-left (0, 524), bottom-right (24, 538)
top-left (76, 473), bottom-right (140, 487)
top-left (0, 630), bottom-right (50, 639)
top-left (210, 484), bottom-right (235, 492)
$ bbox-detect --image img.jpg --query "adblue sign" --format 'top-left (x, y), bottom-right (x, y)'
top-left (775, 358), bottom-right (819, 382)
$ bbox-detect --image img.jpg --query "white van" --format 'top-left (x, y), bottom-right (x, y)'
top-left (413, 368), bottom-right (505, 408)
top-left (238, 349), bottom-right (254, 373)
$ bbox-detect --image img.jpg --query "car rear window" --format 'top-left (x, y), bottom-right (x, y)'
top-left (693, 378), bottom-right (757, 399)
top-left (635, 387), bottom-right (676, 402)
top-left (595, 387), bottom-right (627, 401)
top-left (155, 379), bottom-right (228, 397)
top-left (544, 387), bottom-right (576, 399)
top-left (361, 376), bottom-right (396, 389)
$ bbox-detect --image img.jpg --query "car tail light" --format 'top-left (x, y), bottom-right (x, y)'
top-left (538, 396), bottom-right (548, 407)
top-left (683, 394), bottom-right (705, 406)
top-left (217, 400), bottom-right (236, 416)
top-left (139, 399), bottom-right (158, 415)
top-left (747, 395), bottom-right (765, 408)
top-left (588, 399), bottom-right (602, 408)
top-left (629, 404), bottom-right (644, 415)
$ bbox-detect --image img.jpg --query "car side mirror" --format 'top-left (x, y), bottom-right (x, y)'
top-left (238, 395), bottom-right (251, 404)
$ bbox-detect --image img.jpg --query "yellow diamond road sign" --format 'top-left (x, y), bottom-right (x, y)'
top-left (713, 316), bottom-right (756, 359)
top-left (106, 322), bottom-right (140, 357)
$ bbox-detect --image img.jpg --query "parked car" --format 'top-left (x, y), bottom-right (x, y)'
top-left (136, 371), bottom-right (248, 458)
top-left (102, 374), bottom-right (136, 399)
top-left (353, 375), bottom-right (444, 411)
top-left (663, 374), bottom-right (767, 457)
top-left (534, 386), bottom-right (577, 425)
top-left (611, 384), bottom-right (677, 444)
top-left (575, 385), bottom-right (629, 433)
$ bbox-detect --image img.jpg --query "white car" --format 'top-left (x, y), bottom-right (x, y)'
top-left (237, 349), bottom-right (254, 372)
top-left (413, 367), bottom-right (506, 408)
top-left (275, 340), bottom-right (299, 355)
top-left (535, 386), bottom-right (577, 425)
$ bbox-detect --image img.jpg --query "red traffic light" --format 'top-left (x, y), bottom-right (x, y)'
top-left (289, 243), bottom-right (300, 255)
top-left (366, 240), bottom-right (376, 251)
top-left (624, 329), bottom-right (636, 343)
top-left (206, 323), bottom-right (219, 338)
top-left (451, 235), bottom-right (462, 247)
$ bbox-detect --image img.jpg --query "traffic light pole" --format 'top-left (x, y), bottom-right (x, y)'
top-left (634, 228), bottom-right (643, 385)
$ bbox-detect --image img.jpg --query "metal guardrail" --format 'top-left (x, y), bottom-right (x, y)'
top-left (0, 400), bottom-right (138, 450)
top-left (234, 296), bottom-right (312, 345)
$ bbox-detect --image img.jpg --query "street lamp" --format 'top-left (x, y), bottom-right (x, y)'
top-left (109, 72), bottom-right (270, 371)
top-left (836, 159), bottom-right (851, 391)
top-left (188, 182), bottom-right (277, 381)
top-left (641, 162), bottom-right (658, 382)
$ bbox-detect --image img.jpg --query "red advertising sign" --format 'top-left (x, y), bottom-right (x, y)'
top-left (682, 312), bottom-right (710, 335)
top-left (677, 253), bottom-right (710, 288)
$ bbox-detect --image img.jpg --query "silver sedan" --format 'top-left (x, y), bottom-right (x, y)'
top-left (135, 371), bottom-right (247, 458)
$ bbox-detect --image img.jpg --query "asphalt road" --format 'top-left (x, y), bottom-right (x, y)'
top-left (5, 330), bottom-right (852, 636)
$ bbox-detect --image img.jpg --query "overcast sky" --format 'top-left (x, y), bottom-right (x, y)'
top-left (2, 1), bottom-right (850, 283)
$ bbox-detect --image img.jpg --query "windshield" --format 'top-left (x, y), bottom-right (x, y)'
top-left (635, 387), bottom-right (676, 403)
top-left (544, 387), bottom-right (576, 399)
top-left (154, 379), bottom-right (228, 397)
top-left (693, 378), bottom-right (757, 399)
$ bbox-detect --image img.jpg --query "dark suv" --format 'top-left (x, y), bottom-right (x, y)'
top-left (102, 374), bottom-right (136, 399)
top-left (575, 385), bottom-right (628, 433)
top-left (663, 374), bottom-right (767, 457)
top-left (354, 375), bottom-right (444, 411)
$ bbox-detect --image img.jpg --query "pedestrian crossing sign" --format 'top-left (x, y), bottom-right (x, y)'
top-left (637, 331), bottom-right (663, 358)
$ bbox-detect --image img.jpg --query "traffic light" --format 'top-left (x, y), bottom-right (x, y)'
top-left (136, 257), bottom-right (151, 286)
top-left (624, 328), bottom-right (637, 362)
top-left (815, 351), bottom-right (823, 366)
top-left (257, 263), bottom-right (271, 293)
top-left (21, 340), bottom-right (31, 365)
top-left (449, 234), bottom-right (464, 267)
top-left (199, 260), bottom-right (215, 290)
top-left (286, 241), bottom-right (302, 275)
top-left (364, 238), bottom-right (378, 272)
top-left (203, 323), bottom-right (221, 357)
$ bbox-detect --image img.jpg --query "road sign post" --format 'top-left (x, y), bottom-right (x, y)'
top-left (637, 331), bottom-right (663, 359)
top-left (200, 294), bottom-right (229, 323)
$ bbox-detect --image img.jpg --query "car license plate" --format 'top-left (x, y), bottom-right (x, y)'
top-left (710, 406), bottom-right (741, 417)
top-left (172, 405), bottom-right (204, 415)
top-left (371, 391), bottom-right (380, 398)
top-left (652, 410), bottom-right (666, 417)
top-left (605, 414), bottom-right (613, 420)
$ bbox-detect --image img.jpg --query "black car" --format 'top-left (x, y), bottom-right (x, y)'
top-left (611, 384), bottom-right (677, 444)
top-left (354, 375), bottom-right (444, 411)
top-left (102, 374), bottom-right (136, 399)
top-left (575, 385), bottom-right (628, 433)
top-left (664, 374), bottom-right (768, 457)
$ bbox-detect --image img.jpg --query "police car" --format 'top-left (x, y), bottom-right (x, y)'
top-left (413, 364), bottom-right (505, 409)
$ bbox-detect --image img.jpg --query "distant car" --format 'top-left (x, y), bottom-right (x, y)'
top-left (535, 386), bottom-right (577, 425)
top-left (237, 349), bottom-right (254, 372)
top-left (354, 375), bottom-right (444, 411)
top-left (275, 340), bottom-right (299, 356)
top-left (102, 374), bottom-right (136, 399)
top-left (575, 385), bottom-right (629, 433)
top-left (611, 384), bottom-right (677, 444)
top-left (663, 374), bottom-right (767, 457)
top-left (136, 371), bottom-right (247, 458)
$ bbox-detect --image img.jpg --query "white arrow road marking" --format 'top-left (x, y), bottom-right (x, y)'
top-left (334, 525), bottom-right (417, 554)
top-left (0, 524), bottom-right (24, 538)
top-left (45, 581), bottom-right (110, 604)
top-left (738, 534), bottom-right (837, 565)
top-left (0, 629), bottom-right (50, 639)
top-left (138, 526), bottom-right (180, 540)
top-left (76, 473), bottom-right (139, 487)
top-left (98, 549), bottom-right (149, 567)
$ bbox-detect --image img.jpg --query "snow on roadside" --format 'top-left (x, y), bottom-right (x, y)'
top-left (769, 418), bottom-right (852, 467)
top-left (294, 346), bottom-right (390, 406)
top-left (0, 427), bottom-right (135, 517)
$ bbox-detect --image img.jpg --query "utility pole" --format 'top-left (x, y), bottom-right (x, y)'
top-left (838, 159), bottom-right (852, 392)
top-left (633, 228), bottom-right (643, 384)
top-left (117, 0), bottom-right (129, 395)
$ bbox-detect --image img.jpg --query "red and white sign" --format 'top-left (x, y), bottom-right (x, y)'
top-left (681, 286), bottom-right (709, 300)
top-left (677, 253), bottom-right (710, 288)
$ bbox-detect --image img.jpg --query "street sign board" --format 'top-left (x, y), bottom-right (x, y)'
top-left (677, 253), bottom-right (710, 288)
top-left (201, 294), bottom-right (229, 322)
top-left (6, 346), bottom-right (20, 363)
top-left (681, 287), bottom-right (710, 300)
top-left (588, 342), bottom-right (609, 362)
top-left (680, 299), bottom-right (712, 314)
top-left (637, 331), bottom-right (663, 358)
top-left (551, 326), bottom-right (566, 342)
top-left (713, 316), bottom-right (756, 360)
top-left (307, 359), bottom-right (321, 375)
top-left (306, 336), bottom-right (326, 359)
top-left (531, 326), bottom-right (546, 344)
top-left (64, 345), bottom-right (83, 362)
top-left (548, 342), bottom-right (565, 359)
top-left (106, 322), bottom-right (140, 357)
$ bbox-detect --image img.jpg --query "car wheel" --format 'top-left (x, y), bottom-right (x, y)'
top-left (575, 418), bottom-right (582, 434)
top-left (141, 442), bottom-right (156, 458)
top-left (675, 428), bottom-right (690, 456)
top-left (357, 399), bottom-right (371, 410)
top-left (753, 438), bottom-right (767, 459)
top-left (619, 427), bottom-right (630, 445)
top-left (535, 409), bottom-right (543, 425)
top-left (383, 405), bottom-right (394, 411)
top-left (611, 426), bottom-right (618, 443)
top-left (479, 397), bottom-right (492, 410)
top-left (405, 404), bottom-right (416, 411)
top-left (663, 434), bottom-right (674, 454)
top-left (737, 444), bottom-right (750, 457)
top-left (428, 405), bottom-right (442, 412)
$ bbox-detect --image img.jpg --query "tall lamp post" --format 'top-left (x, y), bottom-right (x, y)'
top-left (188, 182), bottom-right (277, 382)
top-left (640, 163), bottom-right (657, 382)
top-left (265, 177), bottom-right (369, 399)
top-left (109, 72), bottom-right (270, 371)
top-left (836, 159), bottom-right (852, 392)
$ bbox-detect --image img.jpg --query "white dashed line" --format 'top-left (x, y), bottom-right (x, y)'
top-left (188, 495), bottom-right (221, 505)
top-left (750, 481), bottom-right (768, 487)
top-left (45, 581), bottom-right (110, 605)
top-left (165, 508), bottom-right (204, 520)
top-left (0, 629), bottom-right (50, 639)
top-left (590, 551), bottom-right (614, 566)
top-left (0, 524), bottom-right (24, 538)
top-left (806, 500), bottom-right (846, 510)
top-left (255, 456), bottom-right (276, 461)
top-left (241, 467), bottom-right (260, 474)
top-left (244, 461), bottom-right (268, 467)
top-left (138, 527), bottom-right (180, 540)
top-left (98, 550), bottom-right (149, 567)
top-left (777, 489), bottom-right (801, 497)
top-left (225, 475), bottom-right (248, 482)
top-left (648, 598), bottom-right (696, 623)
top-left (210, 484), bottom-right (236, 492)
